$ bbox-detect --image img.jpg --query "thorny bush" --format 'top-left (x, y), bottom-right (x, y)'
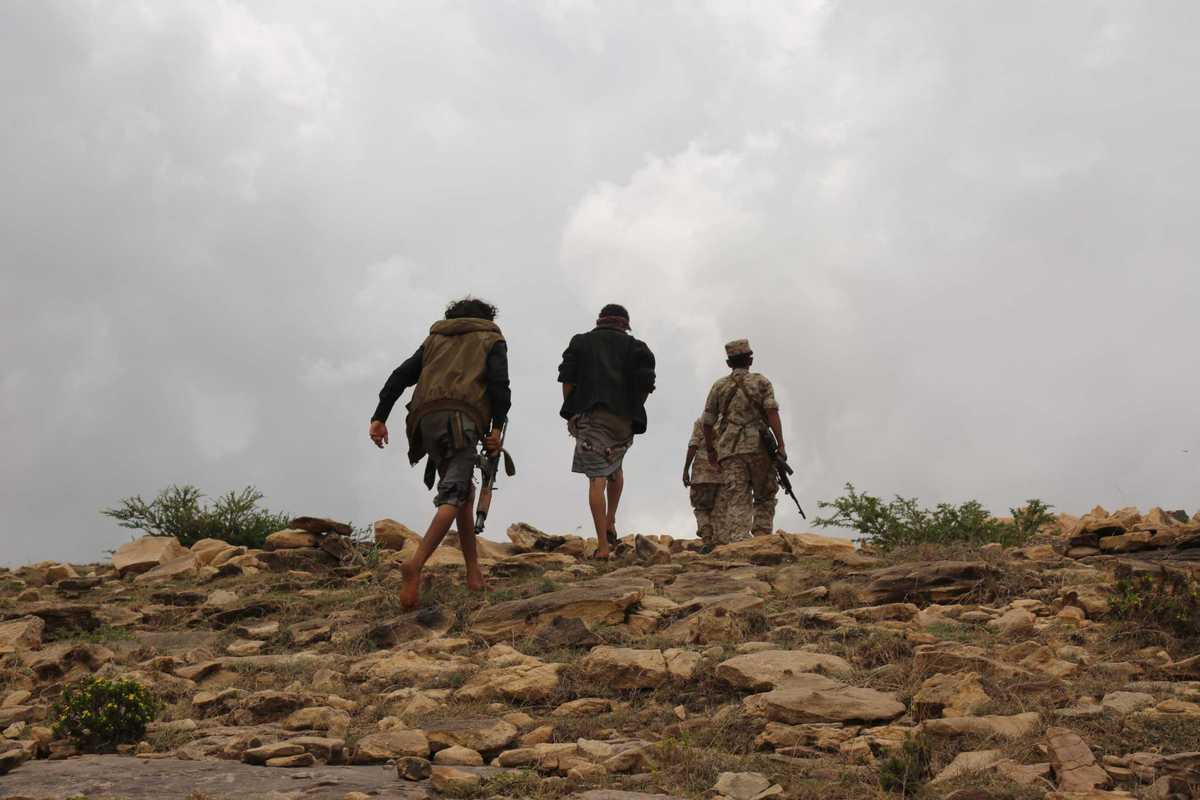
top-left (1110, 565), bottom-right (1200, 639)
top-left (53, 676), bottom-right (160, 751)
top-left (102, 484), bottom-right (290, 548)
top-left (813, 483), bottom-right (1054, 551)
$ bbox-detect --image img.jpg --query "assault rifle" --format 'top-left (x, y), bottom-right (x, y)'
top-left (762, 429), bottom-right (805, 519)
top-left (474, 424), bottom-right (516, 535)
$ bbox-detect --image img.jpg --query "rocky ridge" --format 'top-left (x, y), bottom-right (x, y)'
top-left (1, 507), bottom-right (1198, 799)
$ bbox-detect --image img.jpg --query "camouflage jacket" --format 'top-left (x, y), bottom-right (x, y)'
top-left (701, 369), bottom-right (778, 460)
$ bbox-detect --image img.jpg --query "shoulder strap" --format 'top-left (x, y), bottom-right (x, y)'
top-left (733, 375), bottom-right (768, 423)
top-left (718, 376), bottom-right (742, 425)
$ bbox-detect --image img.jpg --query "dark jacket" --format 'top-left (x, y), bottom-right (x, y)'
top-left (558, 326), bottom-right (656, 434)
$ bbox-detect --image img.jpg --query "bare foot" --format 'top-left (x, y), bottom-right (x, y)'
top-left (466, 568), bottom-right (487, 593)
top-left (399, 562), bottom-right (421, 610)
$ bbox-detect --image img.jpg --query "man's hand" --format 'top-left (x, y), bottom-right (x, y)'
top-left (369, 420), bottom-right (388, 449)
top-left (777, 443), bottom-right (788, 461)
top-left (682, 469), bottom-right (692, 488)
top-left (484, 427), bottom-right (503, 454)
top-left (706, 447), bottom-right (719, 467)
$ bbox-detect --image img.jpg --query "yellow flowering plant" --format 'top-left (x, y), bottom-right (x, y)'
top-left (52, 676), bottom-right (159, 751)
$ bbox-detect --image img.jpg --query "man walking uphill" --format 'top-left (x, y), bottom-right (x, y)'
top-left (702, 339), bottom-right (785, 544)
top-left (369, 297), bottom-right (510, 610)
top-left (558, 304), bottom-right (655, 559)
top-left (683, 418), bottom-right (723, 547)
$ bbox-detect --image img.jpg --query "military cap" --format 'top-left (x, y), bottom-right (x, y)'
top-left (725, 339), bottom-right (752, 357)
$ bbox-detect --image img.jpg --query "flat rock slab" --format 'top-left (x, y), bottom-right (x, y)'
top-left (0, 755), bottom-right (432, 799)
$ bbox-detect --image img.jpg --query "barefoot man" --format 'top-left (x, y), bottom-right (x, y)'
top-left (558, 304), bottom-right (656, 558)
top-left (369, 297), bottom-right (510, 609)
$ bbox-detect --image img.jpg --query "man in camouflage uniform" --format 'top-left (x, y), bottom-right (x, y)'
top-left (683, 418), bottom-right (723, 546)
top-left (701, 339), bottom-right (786, 544)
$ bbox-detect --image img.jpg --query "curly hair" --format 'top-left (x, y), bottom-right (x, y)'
top-left (444, 296), bottom-right (498, 320)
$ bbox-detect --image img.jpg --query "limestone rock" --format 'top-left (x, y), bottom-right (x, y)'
top-left (282, 706), bottom-right (350, 735)
top-left (922, 712), bottom-right (1040, 740)
top-left (430, 766), bottom-right (481, 794)
top-left (111, 536), bottom-right (187, 576)
top-left (351, 730), bottom-right (430, 763)
top-left (931, 750), bottom-right (1004, 784)
top-left (264, 530), bottom-right (321, 551)
top-left (374, 519), bottom-right (420, 551)
top-left (912, 672), bottom-right (990, 720)
top-left (507, 522), bottom-right (568, 552)
top-left (288, 516), bottom-right (352, 536)
top-left (433, 745), bottom-right (483, 766)
top-left (661, 592), bottom-right (767, 644)
top-left (861, 561), bottom-right (994, 604)
top-left (455, 645), bottom-right (563, 703)
top-left (1100, 691), bottom-right (1156, 715)
top-left (243, 742), bottom-right (305, 764)
top-left (423, 718), bottom-right (518, 756)
top-left (579, 646), bottom-right (701, 689)
top-left (266, 752), bottom-right (314, 767)
top-left (747, 674), bottom-right (905, 724)
top-left (471, 579), bottom-right (645, 642)
top-left (712, 771), bottom-right (783, 800)
top-left (133, 553), bottom-right (199, 583)
top-left (716, 650), bottom-right (852, 690)
top-left (987, 608), bottom-right (1036, 637)
top-left (1047, 726), bottom-right (1110, 793)
top-left (1098, 532), bottom-right (1153, 553)
top-left (0, 616), bottom-right (44, 655)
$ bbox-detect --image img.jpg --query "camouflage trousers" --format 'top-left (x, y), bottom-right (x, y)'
top-left (689, 483), bottom-right (719, 542)
top-left (712, 453), bottom-right (778, 544)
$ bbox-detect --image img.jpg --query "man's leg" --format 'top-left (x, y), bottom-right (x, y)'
top-left (605, 468), bottom-right (624, 538)
top-left (692, 484), bottom-right (717, 542)
top-left (457, 485), bottom-right (485, 592)
top-left (750, 454), bottom-right (779, 536)
top-left (399, 504), bottom-right (459, 609)
top-left (716, 457), bottom-right (754, 544)
top-left (588, 477), bottom-right (609, 556)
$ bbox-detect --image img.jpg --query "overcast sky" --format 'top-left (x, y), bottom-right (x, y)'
top-left (3, 1), bottom-right (1198, 566)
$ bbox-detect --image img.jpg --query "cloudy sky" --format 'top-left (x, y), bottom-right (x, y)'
top-left (3, 1), bottom-right (1198, 565)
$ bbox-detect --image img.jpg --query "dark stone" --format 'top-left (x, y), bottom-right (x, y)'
top-left (396, 756), bottom-right (432, 781)
top-left (531, 615), bottom-right (601, 650)
top-left (289, 516), bottom-right (354, 536)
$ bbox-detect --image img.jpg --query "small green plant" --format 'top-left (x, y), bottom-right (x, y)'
top-left (878, 734), bottom-right (932, 796)
top-left (1110, 567), bottom-right (1200, 639)
top-left (814, 483), bottom-right (1053, 551)
top-left (47, 625), bottom-right (135, 645)
top-left (102, 484), bottom-right (290, 548)
top-left (53, 676), bottom-right (159, 751)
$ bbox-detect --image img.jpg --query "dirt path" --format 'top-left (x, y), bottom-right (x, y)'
top-left (0, 755), bottom-right (435, 799)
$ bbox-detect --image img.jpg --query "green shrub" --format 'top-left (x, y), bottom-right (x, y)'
top-left (101, 484), bottom-right (290, 548)
top-left (813, 483), bottom-right (1053, 551)
top-left (1110, 567), bottom-right (1200, 639)
top-left (53, 676), bottom-right (159, 751)
top-left (878, 734), bottom-right (932, 796)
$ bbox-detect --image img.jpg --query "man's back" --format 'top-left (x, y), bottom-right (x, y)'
top-left (704, 369), bottom-right (777, 459)
top-left (558, 326), bottom-right (655, 433)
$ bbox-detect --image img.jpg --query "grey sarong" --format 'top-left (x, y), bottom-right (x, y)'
top-left (570, 408), bottom-right (634, 479)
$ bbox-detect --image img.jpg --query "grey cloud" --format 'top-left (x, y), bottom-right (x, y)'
top-left (3, 1), bottom-right (1198, 564)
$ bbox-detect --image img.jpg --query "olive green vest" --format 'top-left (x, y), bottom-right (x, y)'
top-left (406, 318), bottom-right (504, 452)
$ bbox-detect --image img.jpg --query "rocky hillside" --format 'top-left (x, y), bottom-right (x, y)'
top-left (1, 507), bottom-right (1198, 800)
